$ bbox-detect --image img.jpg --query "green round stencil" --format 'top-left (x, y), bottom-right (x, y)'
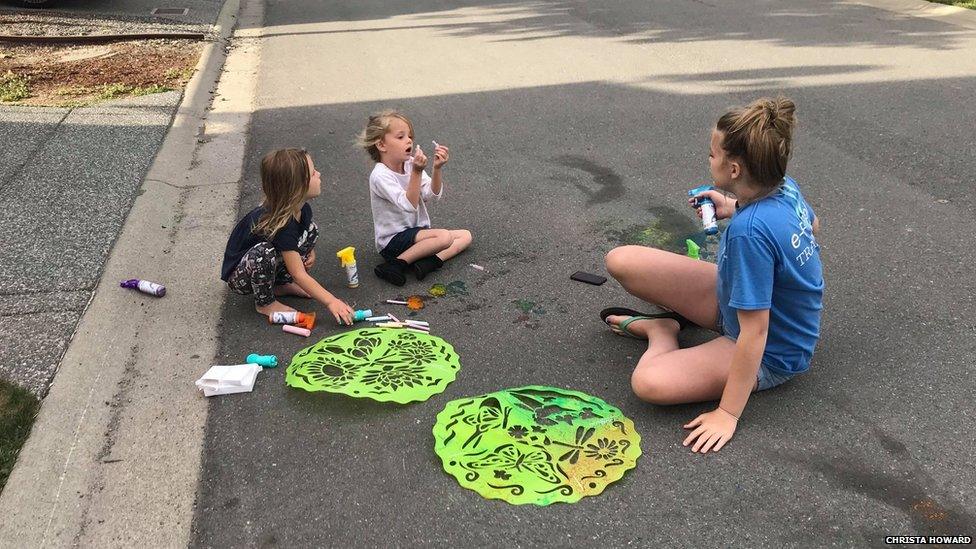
top-left (286, 328), bottom-right (460, 403)
top-left (433, 386), bottom-right (641, 505)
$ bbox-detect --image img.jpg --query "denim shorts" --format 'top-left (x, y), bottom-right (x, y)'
top-left (380, 226), bottom-right (427, 260)
top-left (717, 307), bottom-right (795, 392)
top-left (756, 362), bottom-right (794, 391)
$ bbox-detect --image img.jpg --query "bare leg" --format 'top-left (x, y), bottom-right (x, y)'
top-left (605, 245), bottom-right (720, 330)
top-left (274, 282), bottom-right (310, 298)
top-left (627, 331), bottom-right (756, 404)
top-left (398, 229), bottom-right (454, 263)
top-left (435, 229), bottom-right (472, 261)
top-left (605, 245), bottom-right (754, 404)
top-left (255, 300), bottom-right (296, 316)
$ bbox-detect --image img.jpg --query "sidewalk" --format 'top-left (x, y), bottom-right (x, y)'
top-left (0, 93), bottom-right (182, 396)
top-left (0, 0), bottom-right (232, 400)
top-left (0, 0), bottom-right (258, 544)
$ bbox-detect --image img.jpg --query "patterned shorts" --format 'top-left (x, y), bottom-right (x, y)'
top-left (227, 242), bottom-right (298, 306)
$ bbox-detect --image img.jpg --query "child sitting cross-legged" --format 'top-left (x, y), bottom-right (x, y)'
top-left (358, 110), bottom-right (472, 286)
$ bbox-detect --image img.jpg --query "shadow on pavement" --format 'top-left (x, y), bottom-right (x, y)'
top-left (246, 0), bottom-right (975, 51)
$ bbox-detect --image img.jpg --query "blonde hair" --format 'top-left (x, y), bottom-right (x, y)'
top-left (357, 109), bottom-right (414, 163)
top-left (716, 97), bottom-right (796, 189)
top-left (253, 148), bottom-right (311, 239)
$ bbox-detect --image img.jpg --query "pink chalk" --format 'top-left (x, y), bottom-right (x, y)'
top-left (283, 324), bottom-right (311, 337)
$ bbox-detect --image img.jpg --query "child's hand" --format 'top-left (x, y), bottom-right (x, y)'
top-left (303, 249), bottom-right (316, 271)
top-left (327, 298), bottom-right (355, 325)
top-left (682, 408), bottom-right (738, 453)
top-left (412, 147), bottom-right (428, 172)
top-left (432, 144), bottom-right (449, 169)
top-left (688, 189), bottom-right (736, 220)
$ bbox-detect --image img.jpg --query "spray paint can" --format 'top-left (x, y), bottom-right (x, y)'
top-left (246, 353), bottom-right (278, 368)
top-left (269, 311), bottom-right (299, 324)
top-left (120, 278), bottom-right (166, 297)
top-left (268, 311), bottom-right (316, 329)
top-left (688, 185), bottom-right (719, 235)
top-left (353, 309), bottom-right (373, 322)
top-left (336, 246), bottom-right (359, 288)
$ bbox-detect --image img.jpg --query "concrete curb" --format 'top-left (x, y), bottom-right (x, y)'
top-left (0, 0), bottom-right (262, 545)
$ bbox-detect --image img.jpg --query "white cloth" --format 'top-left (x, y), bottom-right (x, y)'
top-left (194, 364), bottom-right (261, 397)
top-left (369, 159), bottom-right (442, 252)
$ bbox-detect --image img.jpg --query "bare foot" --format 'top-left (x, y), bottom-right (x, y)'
top-left (605, 315), bottom-right (680, 339)
top-left (256, 300), bottom-right (297, 317)
top-left (274, 282), bottom-right (310, 298)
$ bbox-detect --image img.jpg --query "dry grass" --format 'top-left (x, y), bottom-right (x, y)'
top-left (0, 39), bottom-right (202, 107)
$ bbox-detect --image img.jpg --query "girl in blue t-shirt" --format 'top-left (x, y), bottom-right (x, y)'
top-left (601, 97), bottom-right (823, 454)
top-left (221, 148), bottom-right (355, 325)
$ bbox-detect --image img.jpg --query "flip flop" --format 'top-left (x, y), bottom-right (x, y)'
top-left (599, 306), bottom-right (695, 339)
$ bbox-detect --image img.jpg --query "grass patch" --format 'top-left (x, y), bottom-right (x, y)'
top-left (0, 71), bottom-right (30, 102)
top-left (97, 82), bottom-right (132, 100)
top-left (164, 67), bottom-right (195, 81)
top-left (0, 379), bottom-right (40, 492)
top-left (131, 83), bottom-right (173, 96)
top-left (928, 0), bottom-right (976, 8)
top-left (50, 83), bottom-right (173, 107)
top-left (54, 85), bottom-right (95, 96)
top-left (97, 83), bottom-right (173, 100)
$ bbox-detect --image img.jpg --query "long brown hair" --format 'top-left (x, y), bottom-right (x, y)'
top-left (253, 148), bottom-right (311, 239)
top-left (716, 97), bottom-right (796, 189)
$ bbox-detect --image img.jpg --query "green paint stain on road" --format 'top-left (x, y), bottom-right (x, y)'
top-left (513, 299), bottom-right (546, 315)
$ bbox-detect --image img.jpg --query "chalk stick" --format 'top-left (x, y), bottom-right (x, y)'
top-left (283, 325), bottom-right (311, 337)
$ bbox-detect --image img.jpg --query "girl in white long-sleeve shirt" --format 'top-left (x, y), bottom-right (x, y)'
top-left (359, 110), bottom-right (472, 286)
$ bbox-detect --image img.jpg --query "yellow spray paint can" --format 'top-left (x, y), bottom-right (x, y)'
top-left (336, 246), bottom-right (359, 288)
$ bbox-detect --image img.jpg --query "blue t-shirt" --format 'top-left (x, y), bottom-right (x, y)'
top-left (220, 203), bottom-right (316, 281)
top-left (716, 177), bottom-right (823, 375)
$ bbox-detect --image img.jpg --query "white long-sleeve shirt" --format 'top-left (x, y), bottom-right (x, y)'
top-left (369, 159), bottom-right (443, 252)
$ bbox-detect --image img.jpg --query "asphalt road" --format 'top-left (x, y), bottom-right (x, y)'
top-left (191, 1), bottom-right (976, 546)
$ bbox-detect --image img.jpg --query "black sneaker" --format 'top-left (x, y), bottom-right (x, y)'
top-left (374, 259), bottom-right (409, 286)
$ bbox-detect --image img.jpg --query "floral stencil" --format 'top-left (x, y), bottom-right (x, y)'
top-left (286, 328), bottom-right (460, 403)
top-left (433, 386), bottom-right (641, 505)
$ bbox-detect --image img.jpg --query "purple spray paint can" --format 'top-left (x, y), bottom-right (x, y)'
top-left (121, 278), bottom-right (166, 297)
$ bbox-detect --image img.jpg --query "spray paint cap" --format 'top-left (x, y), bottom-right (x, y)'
top-left (336, 246), bottom-right (356, 267)
top-left (352, 309), bottom-right (373, 322)
top-left (246, 353), bottom-right (278, 368)
top-left (295, 312), bottom-right (316, 330)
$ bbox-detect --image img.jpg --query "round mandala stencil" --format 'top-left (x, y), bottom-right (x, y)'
top-left (286, 328), bottom-right (460, 403)
top-left (433, 386), bottom-right (641, 505)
